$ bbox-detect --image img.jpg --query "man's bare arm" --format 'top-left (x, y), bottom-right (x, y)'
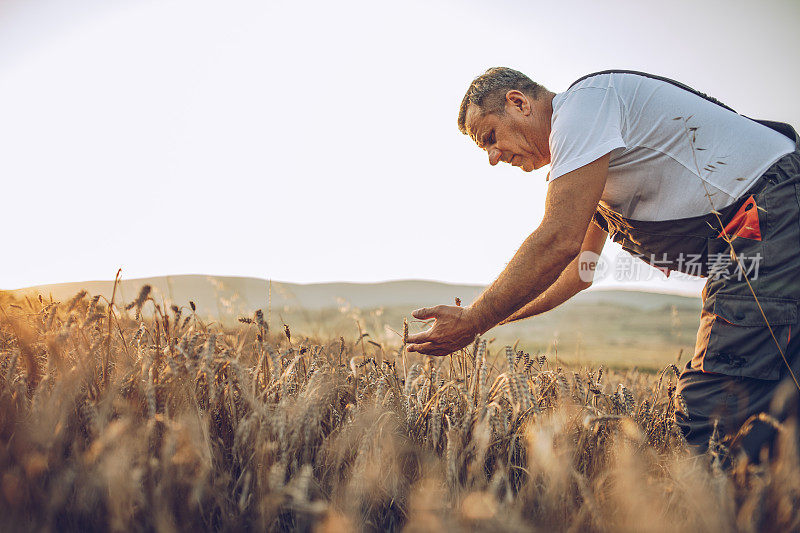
top-left (406, 153), bottom-right (611, 356)
top-left (499, 220), bottom-right (607, 325)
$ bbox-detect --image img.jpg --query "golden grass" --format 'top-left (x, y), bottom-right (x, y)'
top-left (1, 289), bottom-right (799, 532)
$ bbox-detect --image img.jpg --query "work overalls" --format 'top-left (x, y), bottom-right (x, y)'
top-left (572, 71), bottom-right (800, 456)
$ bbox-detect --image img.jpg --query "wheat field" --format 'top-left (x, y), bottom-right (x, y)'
top-left (0, 287), bottom-right (798, 532)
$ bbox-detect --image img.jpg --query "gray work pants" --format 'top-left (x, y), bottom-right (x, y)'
top-left (676, 150), bottom-right (800, 457)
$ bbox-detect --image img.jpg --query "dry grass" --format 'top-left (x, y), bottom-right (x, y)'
top-left (1, 288), bottom-right (799, 532)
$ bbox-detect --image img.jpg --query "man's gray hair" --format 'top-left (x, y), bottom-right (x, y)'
top-left (457, 67), bottom-right (545, 135)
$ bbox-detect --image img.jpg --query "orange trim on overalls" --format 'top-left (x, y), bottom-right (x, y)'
top-left (717, 195), bottom-right (762, 241)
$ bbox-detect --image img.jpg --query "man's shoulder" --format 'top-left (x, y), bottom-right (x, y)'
top-left (552, 77), bottom-right (619, 117)
top-left (567, 72), bottom-right (616, 91)
top-left (554, 72), bottom-right (639, 112)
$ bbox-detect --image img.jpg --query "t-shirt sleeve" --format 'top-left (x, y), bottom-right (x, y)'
top-left (548, 87), bottom-right (626, 181)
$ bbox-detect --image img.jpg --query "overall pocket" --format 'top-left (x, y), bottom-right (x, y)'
top-left (695, 294), bottom-right (797, 380)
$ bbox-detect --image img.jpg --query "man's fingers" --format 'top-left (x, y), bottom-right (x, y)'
top-left (412, 306), bottom-right (440, 320)
top-left (405, 331), bottom-right (431, 344)
top-left (406, 342), bottom-right (436, 354)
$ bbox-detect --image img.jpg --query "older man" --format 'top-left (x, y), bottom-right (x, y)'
top-left (405, 67), bottom-right (800, 454)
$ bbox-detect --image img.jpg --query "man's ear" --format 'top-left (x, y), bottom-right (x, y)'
top-left (505, 90), bottom-right (531, 115)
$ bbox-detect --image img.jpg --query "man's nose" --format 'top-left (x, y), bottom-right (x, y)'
top-left (488, 148), bottom-right (501, 166)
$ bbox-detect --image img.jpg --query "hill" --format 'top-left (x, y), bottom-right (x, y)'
top-left (7, 275), bottom-right (701, 370)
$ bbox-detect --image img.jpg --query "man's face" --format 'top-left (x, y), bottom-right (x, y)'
top-left (464, 92), bottom-right (550, 172)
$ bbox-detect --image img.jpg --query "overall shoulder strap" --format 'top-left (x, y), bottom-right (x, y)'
top-left (568, 69), bottom-right (737, 111)
top-left (569, 69), bottom-right (799, 147)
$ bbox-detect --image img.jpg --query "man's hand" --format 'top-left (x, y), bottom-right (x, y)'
top-left (405, 305), bottom-right (482, 356)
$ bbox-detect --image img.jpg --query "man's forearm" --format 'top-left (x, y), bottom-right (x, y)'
top-left (499, 254), bottom-right (589, 324)
top-left (468, 228), bottom-right (578, 334)
top-left (459, 153), bottom-right (609, 343)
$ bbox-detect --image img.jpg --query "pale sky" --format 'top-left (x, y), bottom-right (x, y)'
top-left (1, 0), bottom-right (798, 294)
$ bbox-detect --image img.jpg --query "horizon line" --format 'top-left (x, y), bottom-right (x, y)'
top-left (4, 272), bottom-right (702, 298)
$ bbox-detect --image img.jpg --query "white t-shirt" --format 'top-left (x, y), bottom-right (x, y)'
top-left (548, 73), bottom-right (795, 221)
